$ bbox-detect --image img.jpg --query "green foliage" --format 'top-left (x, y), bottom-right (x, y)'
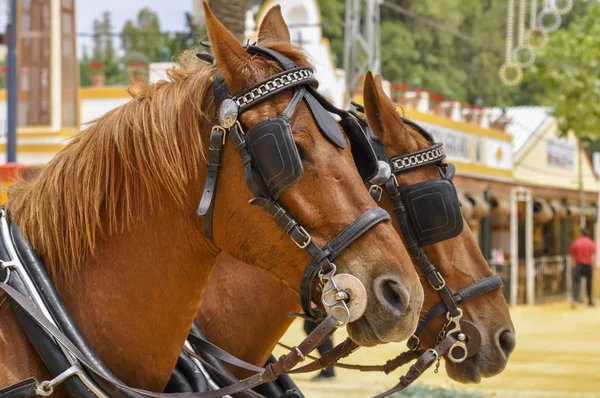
top-left (390, 384), bottom-right (484, 398)
top-left (121, 8), bottom-right (167, 62)
top-left (530, 2), bottom-right (600, 138)
top-left (164, 13), bottom-right (206, 62)
top-left (92, 12), bottom-right (115, 62)
top-left (317, 0), bottom-right (345, 66)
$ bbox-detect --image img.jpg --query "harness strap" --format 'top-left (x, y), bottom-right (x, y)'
top-left (186, 332), bottom-right (265, 373)
top-left (409, 275), bottom-right (504, 344)
top-left (298, 207), bottom-right (391, 321)
top-left (0, 378), bottom-right (38, 398)
top-left (286, 338), bottom-right (359, 374)
top-left (384, 179), bottom-right (462, 319)
top-left (371, 335), bottom-right (458, 398)
top-left (197, 127), bottom-right (226, 240)
top-left (0, 281), bottom-right (338, 398)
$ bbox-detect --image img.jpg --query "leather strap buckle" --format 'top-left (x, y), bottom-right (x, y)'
top-left (369, 185), bottom-right (383, 203)
top-left (430, 271), bottom-right (446, 291)
top-left (291, 226), bottom-right (312, 249)
top-left (407, 335), bottom-right (420, 351)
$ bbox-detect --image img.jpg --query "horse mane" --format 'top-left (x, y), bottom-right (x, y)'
top-left (6, 43), bottom-right (308, 286)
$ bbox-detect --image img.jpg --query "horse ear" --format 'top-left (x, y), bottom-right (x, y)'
top-left (258, 5), bottom-right (291, 44)
top-left (203, 1), bottom-right (252, 87)
top-left (363, 71), bottom-right (386, 142)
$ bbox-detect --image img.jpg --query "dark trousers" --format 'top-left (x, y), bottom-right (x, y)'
top-left (573, 263), bottom-right (594, 304)
top-left (304, 319), bottom-right (335, 376)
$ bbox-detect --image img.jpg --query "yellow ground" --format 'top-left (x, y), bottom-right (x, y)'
top-left (273, 301), bottom-right (600, 397)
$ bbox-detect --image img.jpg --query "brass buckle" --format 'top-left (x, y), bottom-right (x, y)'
top-left (431, 271), bottom-right (446, 291)
top-left (292, 226), bottom-right (312, 249)
top-left (210, 125), bottom-right (227, 145)
top-left (369, 185), bottom-right (383, 202)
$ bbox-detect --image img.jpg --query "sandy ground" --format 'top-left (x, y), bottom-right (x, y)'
top-left (273, 301), bottom-right (600, 398)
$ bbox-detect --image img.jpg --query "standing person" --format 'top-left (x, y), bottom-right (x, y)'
top-left (303, 318), bottom-right (336, 381)
top-left (569, 228), bottom-right (596, 308)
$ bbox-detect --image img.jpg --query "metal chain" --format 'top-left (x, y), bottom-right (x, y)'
top-left (391, 146), bottom-right (445, 172)
top-left (234, 69), bottom-right (315, 110)
top-left (433, 322), bottom-right (449, 373)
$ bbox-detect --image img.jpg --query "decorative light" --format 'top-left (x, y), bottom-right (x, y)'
top-left (552, 0), bottom-right (573, 15)
top-left (499, 62), bottom-right (523, 86)
top-left (513, 46), bottom-right (536, 67)
top-left (526, 27), bottom-right (548, 50)
top-left (538, 9), bottom-right (561, 33)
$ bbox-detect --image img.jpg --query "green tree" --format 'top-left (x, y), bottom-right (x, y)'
top-left (92, 12), bottom-right (116, 62)
top-left (317, 0), bottom-right (345, 67)
top-left (530, 2), bottom-right (600, 139)
top-left (121, 8), bottom-right (166, 62)
top-left (164, 12), bottom-right (206, 61)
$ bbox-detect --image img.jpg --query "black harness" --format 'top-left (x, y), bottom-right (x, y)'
top-left (358, 110), bottom-right (503, 364)
top-left (196, 46), bottom-right (384, 323)
top-left (0, 46), bottom-right (390, 398)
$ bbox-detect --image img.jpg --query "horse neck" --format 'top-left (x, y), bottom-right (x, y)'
top-left (56, 206), bottom-right (218, 391)
top-left (196, 254), bottom-right (300, 377)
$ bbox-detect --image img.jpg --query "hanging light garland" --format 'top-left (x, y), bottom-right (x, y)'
top-left (500, 0), bottom-right (572, 86)
top-left (538, 0), bottom-right (561, 33)
top-left (499, 0), bottom-right (523, 86)
top-left (526, 0), bottom-right (548, 50)
top-left (552, 0), bottom-right (574, 15)
top-left (513, 0), bottom-right (536, 67)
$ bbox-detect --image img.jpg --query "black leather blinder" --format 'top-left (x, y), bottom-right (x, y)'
top-left (246, 117), bottom-right (304, 199)
top-left (399, 178), bottom-right (464, 246)
top-left (339, 116), bottom-right (379, 183)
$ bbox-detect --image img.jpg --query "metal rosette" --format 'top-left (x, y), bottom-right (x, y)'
top-left (538, 9), bottom-right (561, 33)
top-left (498, 62), bottom-right (523, 87)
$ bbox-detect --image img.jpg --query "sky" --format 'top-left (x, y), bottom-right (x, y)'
top-left (0, 0), bottom-right (194, 57)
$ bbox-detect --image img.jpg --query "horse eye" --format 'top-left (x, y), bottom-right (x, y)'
top-left (296, 143), bottom-right (308, 161)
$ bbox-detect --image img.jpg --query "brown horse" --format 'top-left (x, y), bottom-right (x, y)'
top-left (0, 3), bottom-right (422, 395)
top-left (197, 71), bottom-right (515, 383)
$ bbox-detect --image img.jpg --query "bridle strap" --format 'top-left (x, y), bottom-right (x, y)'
top-left (389, 142), bottom-right (445, 174)
top-left (298, 207), bottom-right (392, 321)
top-left (384, 178), bottom-right (461, 319)
top-left (410, 275), bottom-right (504, 342)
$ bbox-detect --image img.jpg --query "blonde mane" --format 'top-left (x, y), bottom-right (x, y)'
top-left (5, 43), bottom-right (309, 286)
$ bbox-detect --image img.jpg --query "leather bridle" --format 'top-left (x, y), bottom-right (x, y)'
top-left (197, 45), bottom-right (390, 327)
top-left (0, 46), bottom-right (393, 398)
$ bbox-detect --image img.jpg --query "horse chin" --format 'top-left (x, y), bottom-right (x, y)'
top-left (346, 317), bottom-right (386, 347)
top-left (445, 357), bottom-right (482, 384)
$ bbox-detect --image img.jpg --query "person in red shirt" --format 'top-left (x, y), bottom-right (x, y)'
top-left (568, 228), bottom-right (596, 307)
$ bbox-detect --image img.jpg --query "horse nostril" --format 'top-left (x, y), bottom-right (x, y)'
top-left (498, 330), bottom-right (516, 358)
top-left (377, 278), bottom-right (405, 314)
